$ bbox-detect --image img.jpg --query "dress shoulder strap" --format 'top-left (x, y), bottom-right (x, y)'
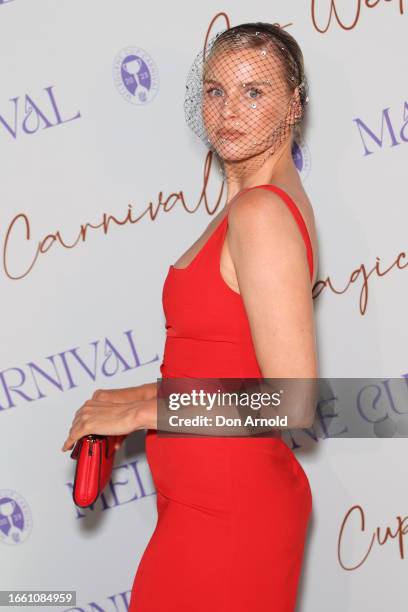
top-left (239, 184), bottom-right (314, 281)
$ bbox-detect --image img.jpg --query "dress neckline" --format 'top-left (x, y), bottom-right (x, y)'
top-left (169, 187), bottom-right (247, 273)
top-left (169, 184), bottom-right (314, 280)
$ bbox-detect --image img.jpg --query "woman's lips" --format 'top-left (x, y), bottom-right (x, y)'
top-left (218, 129), bottom-right (244, 140)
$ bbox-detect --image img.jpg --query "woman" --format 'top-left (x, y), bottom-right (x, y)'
top-left (62, 22), bottom-right (318, 611)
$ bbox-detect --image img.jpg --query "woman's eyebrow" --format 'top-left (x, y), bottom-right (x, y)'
top-left (203, 78), bottom-right (223, 85)
top-left (203, 78), bottom-right (272, 87)
top-left (241, 80), bottom-right (272, 87)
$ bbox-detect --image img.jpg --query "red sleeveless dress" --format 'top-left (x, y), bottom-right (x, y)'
top-left (129, 185), bottom-right (314, 612)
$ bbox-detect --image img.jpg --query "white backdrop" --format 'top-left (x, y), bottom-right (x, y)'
top-left (1, 1), bottom-right (407, 610)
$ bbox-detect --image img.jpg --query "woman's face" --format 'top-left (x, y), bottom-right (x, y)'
top-left (202, 44), bottom-right (293, 163)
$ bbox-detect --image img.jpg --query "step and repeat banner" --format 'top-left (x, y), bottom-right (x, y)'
top-left (1, 1), bottom-right (407, 611)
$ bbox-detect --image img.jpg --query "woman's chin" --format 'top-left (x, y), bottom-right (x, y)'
top-left (213, 142), bottom-right (251, 161)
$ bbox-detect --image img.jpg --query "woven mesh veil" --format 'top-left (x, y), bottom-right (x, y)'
top-left (184, 24), bottom-right (309, 180)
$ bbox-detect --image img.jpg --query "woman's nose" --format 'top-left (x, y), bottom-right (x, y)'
top-left (220, 96), bottom-right (240, 119)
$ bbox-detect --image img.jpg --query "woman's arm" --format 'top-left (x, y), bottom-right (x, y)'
top-left (136, 394), bottom-right (263, 436)
top-left (136, 376), bottom-right (317, 437)
top-left (227, 188), bottom-right (318, 379)
top-left (225, 188), bottom-right (318, 428)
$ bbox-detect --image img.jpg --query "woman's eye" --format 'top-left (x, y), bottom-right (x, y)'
top-left (248, 88), bottom-right (263, 99)
top-left (206, 87), bottom-right (223, 97)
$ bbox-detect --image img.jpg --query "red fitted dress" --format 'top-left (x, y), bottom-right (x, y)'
top-left (129, 184), bottom-right (314, 612)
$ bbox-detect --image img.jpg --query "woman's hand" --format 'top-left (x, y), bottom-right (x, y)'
top-left (60, 396), bottom-right (148, 453)
top-left (92, 382), bottom-right (157, 403)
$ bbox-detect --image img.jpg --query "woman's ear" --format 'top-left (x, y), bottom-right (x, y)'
top-left (286, 87), bottom-right (303, 127)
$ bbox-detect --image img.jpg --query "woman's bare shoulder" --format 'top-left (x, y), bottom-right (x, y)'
top-left (228, 183), bottom-right (318, 284)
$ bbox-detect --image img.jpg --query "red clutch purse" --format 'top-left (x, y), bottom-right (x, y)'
top-left (70, 434), bottom-right (126, 508)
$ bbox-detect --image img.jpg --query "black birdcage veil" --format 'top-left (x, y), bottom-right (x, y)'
top-left (184, 26), bottom-right (309, 180)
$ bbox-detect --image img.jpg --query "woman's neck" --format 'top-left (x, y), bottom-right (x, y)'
top-left (223, 136), bottom-right (296, 203)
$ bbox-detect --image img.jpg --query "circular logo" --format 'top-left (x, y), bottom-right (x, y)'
top-left (0, 489), bottom-right (32, 545)
top-left (292, 137), bottom-right (311, 182)
top-left (113, 46), bottom-right (159, 105)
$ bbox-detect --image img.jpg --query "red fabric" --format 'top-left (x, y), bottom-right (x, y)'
top-left (129, 185), bottom-right (313, 611)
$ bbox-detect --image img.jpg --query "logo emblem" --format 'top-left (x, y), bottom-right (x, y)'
top-left (292, 137), bottom-right (311, 182)
top-left (0, 489), bottom-right (32, 545)
top-left (113, 46), bottom-right (159, 105)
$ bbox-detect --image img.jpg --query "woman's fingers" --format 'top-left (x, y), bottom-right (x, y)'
top-left (61, 400), bottom-right (136, 452)
top-left (61, 436), bottom-right (76, 452)
top-left (61, 404), bottom-right (91, 451)
top-left (92, 389), bottom-right (112, 400)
